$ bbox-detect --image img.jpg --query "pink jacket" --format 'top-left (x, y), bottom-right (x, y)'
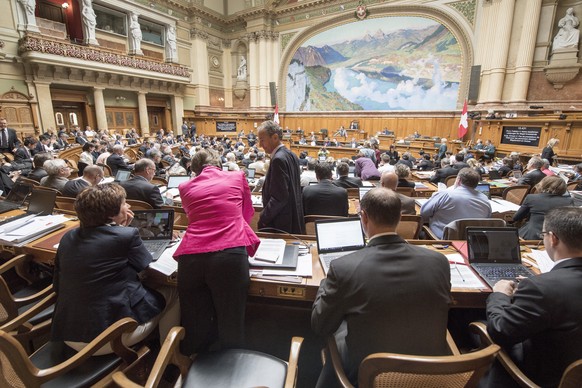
top-left (173, 166), bottom-right (260, 258)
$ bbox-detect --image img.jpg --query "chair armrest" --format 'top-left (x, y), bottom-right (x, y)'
top-left (469, 322), bottom-right (539, 388)
top-left (446, 330), bottom-right (460, 356)
top-left (327, 336), bottom-right (355, 388)
top-left (1, 292), bottom-right (55, 333)
top-left (284, 336), bottom-right (304, 388)
top-left (0, 254), bottom-right (28, 276)
top-left (12, 284), bottom-right (54, 307)
top-left (421, 225), bottom-right (439, 240)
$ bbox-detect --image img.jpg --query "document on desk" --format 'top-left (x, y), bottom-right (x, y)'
top-left (449, 263), bottom-right (487, 289)
top-left (0, 214), bottom-right (69, 244)
top-left (249, 239), bottom-right (286, 264)
top-left (149, 243), bottom-right (179, 276)
top-left (527, 249), bottom-right (554, 273)
top-left (261, 254), bottom-right (313, 277)
top-left (489, 198), bottom-right (521, 213)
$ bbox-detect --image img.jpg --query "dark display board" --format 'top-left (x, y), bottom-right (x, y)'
top-left (216, 121), bottom-right (237, 132)
top-left (501, 126), bottom-right (541, 147)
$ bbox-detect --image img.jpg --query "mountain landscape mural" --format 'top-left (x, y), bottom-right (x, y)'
top-left (285, 16), bottom-right (462, 111)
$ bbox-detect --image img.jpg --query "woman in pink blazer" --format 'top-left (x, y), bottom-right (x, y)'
top-left (174, 149), bottom-right (260, 355)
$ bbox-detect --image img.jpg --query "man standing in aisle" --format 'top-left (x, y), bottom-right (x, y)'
top-left (0, 117), bottom-right (19, 154)
top-left (257, 120), bottom-right (305, 234)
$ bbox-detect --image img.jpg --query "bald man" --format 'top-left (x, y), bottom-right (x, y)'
top-left (61, 165), bottom-right (104, 197)
top-left (380, 172), bottom-right (416, 215)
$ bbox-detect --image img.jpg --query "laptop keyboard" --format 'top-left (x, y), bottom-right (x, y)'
top-left (145, 241), bottom-right (167, 255)
top-left (476, 265), bottom-right (533, 281)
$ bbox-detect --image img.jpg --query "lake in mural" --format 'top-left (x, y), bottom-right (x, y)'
top-left (286, 16), bottom-right (462, 111)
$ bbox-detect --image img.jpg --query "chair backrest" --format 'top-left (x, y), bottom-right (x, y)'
top-left (396, 215), bottom-right (422, 239)
top-left (16, 177), bottom-right (40, 187)
top-left (445, 175), bottom-right (457, 187)
top-left (97, 163), bottom-right (113, 177)
top-left (151, 176), bottom-right (168, 186)
top-left (502, 185), bottom-right (530, 205)
top-left (567, 181), bottom-right (579, 191)
top-left (358, 344), bottom-right (500, 388)
top-left (347, 188), bottom-right (360, 198)
top-left (55, 196), bottom-right (77, 214)
top-left (126, 199), bottom-right (153, 210)
top-left (163, 205), bottom-right (188, 230)
top-left (304, 215), bottom-right (348, 236)
top-left (559, 359), bottom-right (582, 388)
top-left (395, 187), bottom-right (414, 197)
top-left (34, 185), bottom-right (62, 196)
top-left (442, 218), bottom-right (507, 240)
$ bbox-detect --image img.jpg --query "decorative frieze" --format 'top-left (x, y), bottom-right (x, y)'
top-left (191, 28), bottom-right (210, 41)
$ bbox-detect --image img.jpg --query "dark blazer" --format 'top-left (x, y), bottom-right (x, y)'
top-left (302, 180), bottom-right (348, 217)
top-left (0, 127), bottom-right (19, 153)
top-left (513, 193), bottom-right (574, 240)
top-left (51, 226), bottom-right (164, 342)
top-left (397, 178), bottom-right (415, 188)
top-left (486, 257), bottom-right (582, 387)
top-left (518, 169), bottom-right (546, 187)
top-left (28, 167), bottom-right (47, 183)
top-left (312, 235), bottom-right (451, 381)
top-left (106, 153), bottom-right (131, 176)
top-left (333, 176), bottom-right (363, 189)
top-left (13, 146), bottom-right (33, 164)
top-left (61, 178), bottom-right (90, 198)
top-left (120, 175), bottom-right (164, 208)
top-left (541, 146), bottom-right (555, 161)
top-left (398, 193), bottom-right (416, 215)
top-left (259, 146), bottom-right (305, 234)
top-left (430, 166), bottom-right (459, 184)
top-left (53, 138), bottom-right (69, 150)
top-left (417, 160), bottom-right (434, 171)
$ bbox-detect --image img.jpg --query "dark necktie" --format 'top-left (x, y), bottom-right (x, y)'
top-left (1, 130), bottom-right (7, 149)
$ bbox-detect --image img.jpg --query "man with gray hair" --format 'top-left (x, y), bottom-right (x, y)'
top-left (515, 156), bottom-right (546, 187)
top-left (119, 158), bottom-right (165, 208)
top-left (421, 168), bottom-right (491, 239)
top-left (257, 120), bottom-right (305, 234)
top-left (61, 165), bottom-right (104, 198)
top-left (106, 144), bottom-right (132, 176)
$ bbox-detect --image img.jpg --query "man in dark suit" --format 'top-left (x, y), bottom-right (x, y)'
top-left (312, 188), bottom-right (451, 387)
top-left (516, 156), bottom-right (546, 187)
top-left (380, 171), bottom-right (416, 215)
top-left (28, 152), bottom-right (51, 182)
top-left (484, 207), bottom-right (582, 387)
top-left (333, 162), bottom-right (362, 189)
top-left (61, 165), bottom-right (104, 197)
top-left (0, 117), bottom-right (20, 154)
top-left (257, 120), bottom-right (305, 234)
top-left (303, 162), bottom-right (348, 217)
top-left (13, 137), bottom-right (36, 165)
top-left (53, 131), bottom-right (69, 151)
top-left (430, 158), bottom-right (459, 184)
top-left (119, 158), bottom-right (164, 208)
top-left (106, 144), bottom-right (132, 177)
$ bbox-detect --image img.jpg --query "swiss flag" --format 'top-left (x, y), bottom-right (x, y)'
top-left (273, 104), bottom-right (280, 124)
top-left (458, 100), bottom-right (468, 139)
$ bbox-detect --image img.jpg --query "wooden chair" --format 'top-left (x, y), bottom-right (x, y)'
top-left (396, 215), bottom-right (422, 239)
top-left (445, 175), bottom-right (458, 187)
top-left (162, 205), bottom-right (188, 230)
top-left (347, 188), bottom-right (360, 199)
top-left (98, 163), bottom-right (113, 177)
top-left (396, 186), bottom-right (414, 197)
top-left (422, 218), bottom-right (507, 240)
top-left (304, 215), bottom-right (348, 236)
top-left (567, 181), bottom-right (579, 191)
top-left (151, 176), bottom-right (168, 186)
top-left (0, 317), bottom-right (149, 388)
top-left (34, 185), bottom-right (62, 196)
top-left (112, 326), bottom-right (303, 388)
top-left (16, 176), bottom-right (40, 187)
top-left (470, 322), bottom-right (582, 388)
top-left (54, 195), bottom-right (77, 215)
top-left (126, 199), bottom-right (153, 210)
top-left (325, 332), bottom-right (499, 388)
top-left (502, 185), bottom-right (531, 205)
top-left (0, 254), bottom-right (54, 354)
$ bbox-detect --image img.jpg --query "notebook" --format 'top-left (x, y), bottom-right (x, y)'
top-left (359, 186), bottom-right (373, 200)
top-left (167, 175), bottom-right (190, 188)
top-left (467, 227), bottom-right (535, 288)
top-left (114, 169), bottom-right (131, 182)
top-left (315, 218), bottom-right (366, 275)
top-left (0, 182), bottom-right (33, 213)
top-left (130, 209), bottom-right (175, 261)
top-left (475, 183), bottom-right (491, 199)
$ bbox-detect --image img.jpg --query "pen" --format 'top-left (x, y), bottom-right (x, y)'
top-left (454, 264), bottom-right (465, 282)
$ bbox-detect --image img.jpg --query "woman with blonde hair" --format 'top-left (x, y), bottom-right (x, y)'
top-left (513, 175), bottom-right (574, 240)
top-left (541, 138), bottom-right (559, 164)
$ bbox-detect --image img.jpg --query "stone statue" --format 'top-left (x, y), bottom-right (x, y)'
top-left (18, 0), bottom-right (38, 29)
top-left (81, 0), bottom-right (98, 45)
top-left (553, 8), bottom-right (580, 51)
top-left (237, 56), bottom-right (247, 80)
top-left (166, 26), bottom-right (177, 61)
top-left (129, 12), bottom-right (143, 55)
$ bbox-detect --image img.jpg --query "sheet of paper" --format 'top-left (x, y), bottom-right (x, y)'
top-left (527, 249), bottom-right (554, 273)
top-left (148, 243), bottom-right (180, 276)
top-left (450, 264), bottom-right (487, 289)
top-left (489, 198), bottom-right (520, 213)
top-left (249, 238), bottom-right (286, 264)
top-left (261, 254), bottom-right (313, 277)
top-left (446, 253), bottom-right (466, 265)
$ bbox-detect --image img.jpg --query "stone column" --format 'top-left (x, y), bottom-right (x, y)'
top-left (510, 0), bottom-right (542, 102)
top-left (137, 91), bottom-right (149, 135)
top-left (223, 40), bottom-right (234, 107)
top-left (34, 82), bottom-right (55, 131)
top-left (258, 33), bottom-right (268, 107)
top-left (476, 1), bottom-right (494, 102)
top-left (169, 95), bottom-right (184, 135)
top-left (190, 29), bottom-right (210, 106)
top-left (270, 33), bottom-right (280, 106)
top-left (93, 87), bottom-right (107, 132)
top-left (248, 33), bottom-right (259, 107)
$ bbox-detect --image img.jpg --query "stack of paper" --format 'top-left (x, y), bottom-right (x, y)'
top-left (0, 214), bottom-right (69, 246)
top-left (527, 249), bottom-right (554, 273)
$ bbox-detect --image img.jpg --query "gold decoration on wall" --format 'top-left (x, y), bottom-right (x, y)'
top-left (449, 0), bottom-right (476, 28)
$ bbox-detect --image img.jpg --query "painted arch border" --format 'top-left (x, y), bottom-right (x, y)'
top-left (278, 4), bottom-right (475, 112)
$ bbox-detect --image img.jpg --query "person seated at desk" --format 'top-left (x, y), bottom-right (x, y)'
top-left (394, 164), bottom-right (415, 188)
top-left (570, 163), bottom-right (582, 190)
top-left (318, 147), bottom-right (330, 160)
top-left (119, 158), bottom-right (165, 208)
top-left (40, 158), bottom-right (71, 193)
top-left (473, 138), bottom-right (484, 150)
top-left (483, 207), bottom-right (582, 387)
top-left (301, 159), bottom-right (318, 187)
top-left (482, 139), bottom-right (496, 161)
top-left (421, 168), bottom-right (491, 239)
top-left (298, 135), bottom-right (307, 145)
top-left (312, 188), bottom-right (451, 387)
top-left (303, 162), bottom-right (348, 217)
top-left (513, 156), bottom-right (546, 187)
top-left (174, 149), bottom-right (259, 355)
top-left (28, 152), bottom-right (51, 183)
top-left (106, 144), bottom-right (133, 177)
top-left (61, 165), bottom-right (104, 198)
top-left (333, 162), bottom-right (362, 189)
top-left (395, 153), bottom-right (413, 169)
top-left (51, 184), bottom-right (179, 355)
top-left (377, 154), bottom-right (395, 174)
top-left (417, 153), bottom-right (434, 171)
top-left (467, 158), bottom-right (486, 176)
top-left (429, 158), bottom-right (458, 184)
top-left (497, 157), bottom-right (514, 177)
top-left (512, 176), bottom-right (574, 240)
top-left (380, 172), bottom-right (415, 215)
top-left (385, 144), bottom-right (399, 164)
top-left (541, 158), bottom-right (555, 176)
top-left (349, 137), bottom-right (358, 148)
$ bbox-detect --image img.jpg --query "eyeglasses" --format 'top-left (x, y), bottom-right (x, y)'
top-left (538, 231), bottom-right (551, 239)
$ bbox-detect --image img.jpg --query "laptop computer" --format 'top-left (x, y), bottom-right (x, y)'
top-left (167, 175), bottom-right (190, 189)
top-left (475, 183), bottom-right (491, 199)
top-left (512, 170), bottom-right (522, 179)
top-left (467, 227), bottom-right (535, 288)
top-left (27, 188), bottom-right (57, 216)
top-left (315, 218), bottom-right (366, 275)
top-left (0, 182), bottom-right (33, 213)
top-left (114, 170), bottom-right (132, 182)
top-left (488, 169), bottom-right (501, 180)
top-left (130, 209), bottom-right (175, 261)
top-left (359, 186), bottom-right (373, 200)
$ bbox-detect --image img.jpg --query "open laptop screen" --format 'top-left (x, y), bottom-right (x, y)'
top-left (167, 175), bottom-right (190, 188)
top-left (467, 227), bottom-right (521, 264)
top-left (247, 168), bottom-right (256, 180)
top-left (115, 170), bottom-right (131, 182)
top-left (315, 218), bottom-right (366, 254)
top-left (359, 187), bottom-right (373, 200)
top-left (475, 183), bottom-right (491, 199)
top-left (130, 209), bottom-right (174, 240)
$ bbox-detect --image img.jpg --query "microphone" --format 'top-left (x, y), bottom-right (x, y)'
top-left (257, 227), bottom-right (314, 250)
